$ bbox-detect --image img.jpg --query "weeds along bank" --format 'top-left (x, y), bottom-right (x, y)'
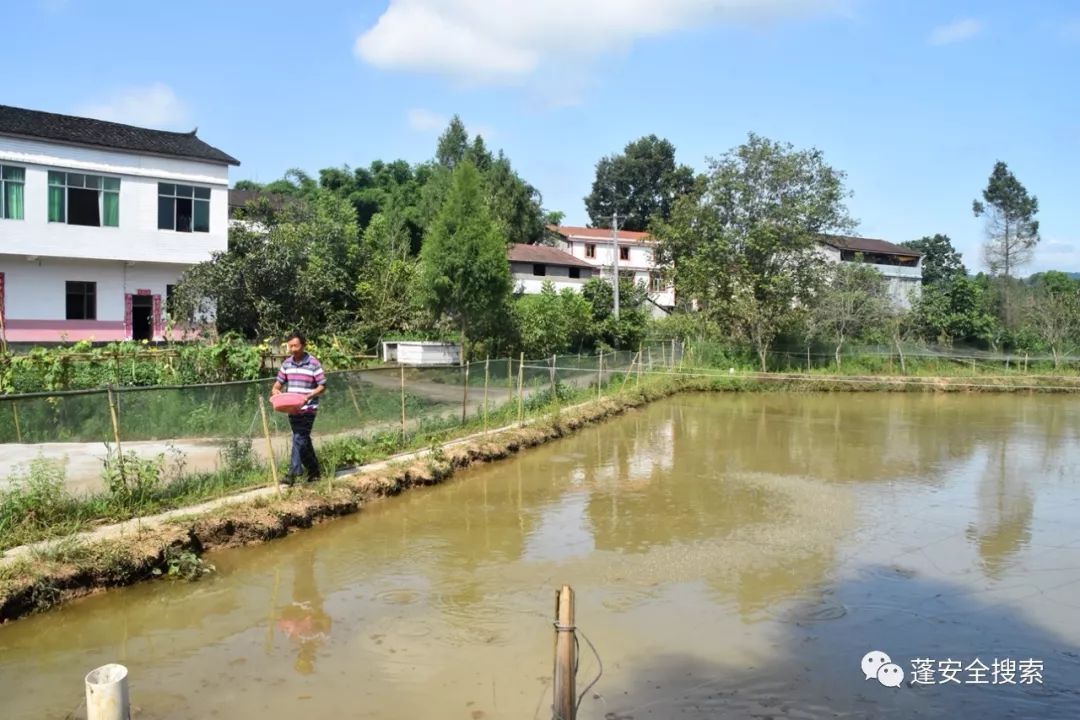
top-left (2, 367), bottom-right (1080, 623)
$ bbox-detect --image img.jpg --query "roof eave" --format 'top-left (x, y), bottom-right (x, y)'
top-left (0, 130), bottom-right (240, 167)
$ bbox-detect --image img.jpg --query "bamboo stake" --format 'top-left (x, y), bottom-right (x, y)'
top-left (517, 352), bottom-right (525, 423)
top-left (11, 402), bottom-right (22, 444)
top-left (620, 351), bottom-right (638, 393)
top-left (461, 361), bottom-right (471, 423)
top-left (647, 346), bottom-right (653, 372)
top-left (347, 384), bottom-right (363, 420)
top-left (483, 357), bottom-right (490, 435)
top-left (596, 351), bottom-right (603, 400)
top-left (400, 365), bottom-right (407, 442)
top-left (671, 338), bottom-right (676, 368)
top-left (259, 397), bottom-right (280, 494)
top-left (107, 386), bottom-right (125, 482)
top-left (550, 354), bottom-right (557, 405)
top-left (552, 585), bottom-right (577, 720)
top-left (661, 342), bottom-right (667, 368)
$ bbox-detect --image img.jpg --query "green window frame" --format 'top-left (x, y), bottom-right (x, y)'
top-left (0, 165), bottom-right (25, 220)
top-left (48, 171), bottom-right (120, 227)
top-left (158, 183), bottom-right (211, 232)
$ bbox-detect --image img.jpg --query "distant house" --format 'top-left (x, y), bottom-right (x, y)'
top-left (509, 243), bottom-right (598, 294)
top-left (818, 235), bottom-right (923, 308)
top-left (549, 226), bottom-right (675, 316)
top-left (0, 104), bottom-right (239, 343)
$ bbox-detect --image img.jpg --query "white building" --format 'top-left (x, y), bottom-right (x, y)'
top-left (509, 243), bottom-right (599, 294)
top-left (0, 105), bottom-right (238, 343)
top-left (818, 235), bottom-right (923, 308)
top-left (550, 226), bottom-right (675, 316)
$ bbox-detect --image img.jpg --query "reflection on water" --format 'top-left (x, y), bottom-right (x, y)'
top-left (276, 549), bottom-right (332, 675)
top-left (0, 393), bottom-right (1079, 719)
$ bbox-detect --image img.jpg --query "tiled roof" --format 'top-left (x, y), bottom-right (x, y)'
top-left (820, 234), bottom-right (922, 257)
top-left (551, 225), bottom-right (652, 242)
top-left (228, 189), bottom-right (292, 216)
top-left (508, 243), bottom-right (597, 269)
top-left (0, 105), bottom-right (239, 166)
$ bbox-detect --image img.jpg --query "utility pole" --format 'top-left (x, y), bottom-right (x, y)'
top-left (612, 210), bottom-right (621, 318)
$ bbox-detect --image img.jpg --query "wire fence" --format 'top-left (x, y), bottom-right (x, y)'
top-left (0, 343), bottom-right (684, 491)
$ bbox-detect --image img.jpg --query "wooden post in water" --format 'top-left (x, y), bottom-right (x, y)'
top-left (400, 365), bottom-right (407, 442)
top-left (483, 357), bottom-right (490, 435)
top-left (552, 585), bottom-right (577, 720)
top-left (11, 401), bottom-right (22, 444)
top-left (107, 386), bottom-right (125, 481)
top-left (517, 352), bottom-right (525, 423)
top-left (461, 361), bottom-right (471, 424)
top-left (258, 397), bottom-right (280, 493)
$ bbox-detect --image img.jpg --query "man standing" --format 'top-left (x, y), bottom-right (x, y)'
top-left (272, 332), bottom-right (327, 482)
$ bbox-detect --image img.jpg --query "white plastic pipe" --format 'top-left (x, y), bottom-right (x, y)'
top-left (85, 663), bottom-right (130, 720)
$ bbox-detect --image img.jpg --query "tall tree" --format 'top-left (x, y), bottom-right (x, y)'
top-left (973, 161), bottom-right (1039, 325)
top-left (354, 211), bottom-right (420, 346)
top-left (416, 161), bottom-right (512, 355)
top-left (436, 115), bottom-right (469, 170)
top-left (902, 234), bottom-right (967, 286)
top-left (654, 133), bottom-right (854, 370)
top-left (1023, 272), bottom-right (1080, 368)
top-left (584, 135), bottom-right (695, 232)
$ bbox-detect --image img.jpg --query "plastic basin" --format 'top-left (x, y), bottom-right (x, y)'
top-left (271, 392), bottom-right (308, 414)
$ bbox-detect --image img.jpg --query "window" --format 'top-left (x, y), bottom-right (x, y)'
top-left (48, 172), bottom-right (120, 226)
top-left (532, 263), bottom-right (546, 276)
top-left (65, 281), bottom-right (96, 320)
top-left (158, 183), bottom-right (211, 232)
top-left (569, 267), bottom-right (581, 279)
top-left (620, 246), bottom-right (630, 261)
top-left (650, 272), bottom-right (664, 292)
top-left (0, 165), bottom-right (25, 220)
top-left (585, 243), bottom-right (596, 258)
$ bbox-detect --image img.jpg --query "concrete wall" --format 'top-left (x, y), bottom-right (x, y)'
top-left (559, 238), bottom-right (675, 308)
top-left (511, 261), bottom-right (595, 294)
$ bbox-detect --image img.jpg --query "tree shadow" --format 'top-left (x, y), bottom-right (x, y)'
top-left (581, 567), bottom-right (1080, 719)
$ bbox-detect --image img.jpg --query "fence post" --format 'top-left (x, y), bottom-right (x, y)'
top-left (106, 385), bottom-right (125, 481)
top-left (258, 396), bottom-right (280, 494)
top-left (11, 401), bottom-right (22, 444)
top-left (661, 342), bottom-right (667, 368)
top-left (461, 361), bottom-right (471, 424)
top-left (671, 338), bottom-right (676, 368)
top-left (400, 364), bottom-right (407, 442)
top-left (85, 663), bottom-right (130, 720)
top-left (517, 352), bottom-right (525, 423)
top-left (550, 354), bottom-right (557, 402)
top-left (620, 351), bottom-right (638, 393)
top-left (597, 351), bottom-right (603, 400)
top-left (483, 357), bottom-right (490, 435)
top-left (647, 347), bottom-right (653, 372)
top-left (552, 585), bottom-right (577, 720)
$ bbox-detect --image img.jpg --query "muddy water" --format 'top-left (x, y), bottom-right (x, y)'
top-left (2, 393), bottom-right (1080, 719)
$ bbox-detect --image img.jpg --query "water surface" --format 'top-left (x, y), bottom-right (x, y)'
top-left (1, 393), bottom-right (1079, 718)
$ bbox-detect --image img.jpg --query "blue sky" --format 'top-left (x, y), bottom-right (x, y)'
top-left (8, 0), bottom-right (1080, 273)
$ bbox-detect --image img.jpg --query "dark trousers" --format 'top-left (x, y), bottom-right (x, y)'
top-left (288, 412), bottom-right (321, 479)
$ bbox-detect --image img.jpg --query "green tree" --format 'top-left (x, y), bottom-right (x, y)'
top-left (902, 234), bottom-right (967, 286)
top-left (1023, 271), bottom-right (1080, 368)
top-left (655, 133), bottom-right (854, 370)
top-left (513, 283), bottom-right (592, 357)
top-left (354, 212), bottom-right (420, 346)
top-left (176, 190), bottom-right (361, 339)
top-left (584, 135), bottom-right (695, 232)
top-left (417, 161), bottom-right (512, 356)
top-left (436, 115), bottom-right (470, 170)
top-left (581, 277), bottom-right (649, 350)
top-left (811, 261), bottom-right (890, 368)
top-left (910, 274), bottom-right (998, 347)
top-left (973, 161), bottom-right (1040, 326)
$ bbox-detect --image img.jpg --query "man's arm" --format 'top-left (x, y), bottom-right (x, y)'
top-left (272, 380), bottom-right (283, 396)
top-left (306, 364), bottom-right (328, 402)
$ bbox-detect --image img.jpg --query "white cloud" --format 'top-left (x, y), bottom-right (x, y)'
top-left (357, 0), bottom-right (848, 89)
top-left (76, 83), bottom-right (191, 130)
top-left (405, 108), bottom-right (495, 139)
top-left (928, 18), bottom-right (984, 46)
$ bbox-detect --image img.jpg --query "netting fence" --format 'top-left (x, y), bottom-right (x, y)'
top-left (0, 342), bottom-right (684, 491)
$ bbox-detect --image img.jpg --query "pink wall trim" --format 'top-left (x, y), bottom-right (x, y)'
top-left (3, 319), bottom-right (128, 342)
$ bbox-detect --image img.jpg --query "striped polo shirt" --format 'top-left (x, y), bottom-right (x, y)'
top-left (277, 352), bottom-right (327, 413)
